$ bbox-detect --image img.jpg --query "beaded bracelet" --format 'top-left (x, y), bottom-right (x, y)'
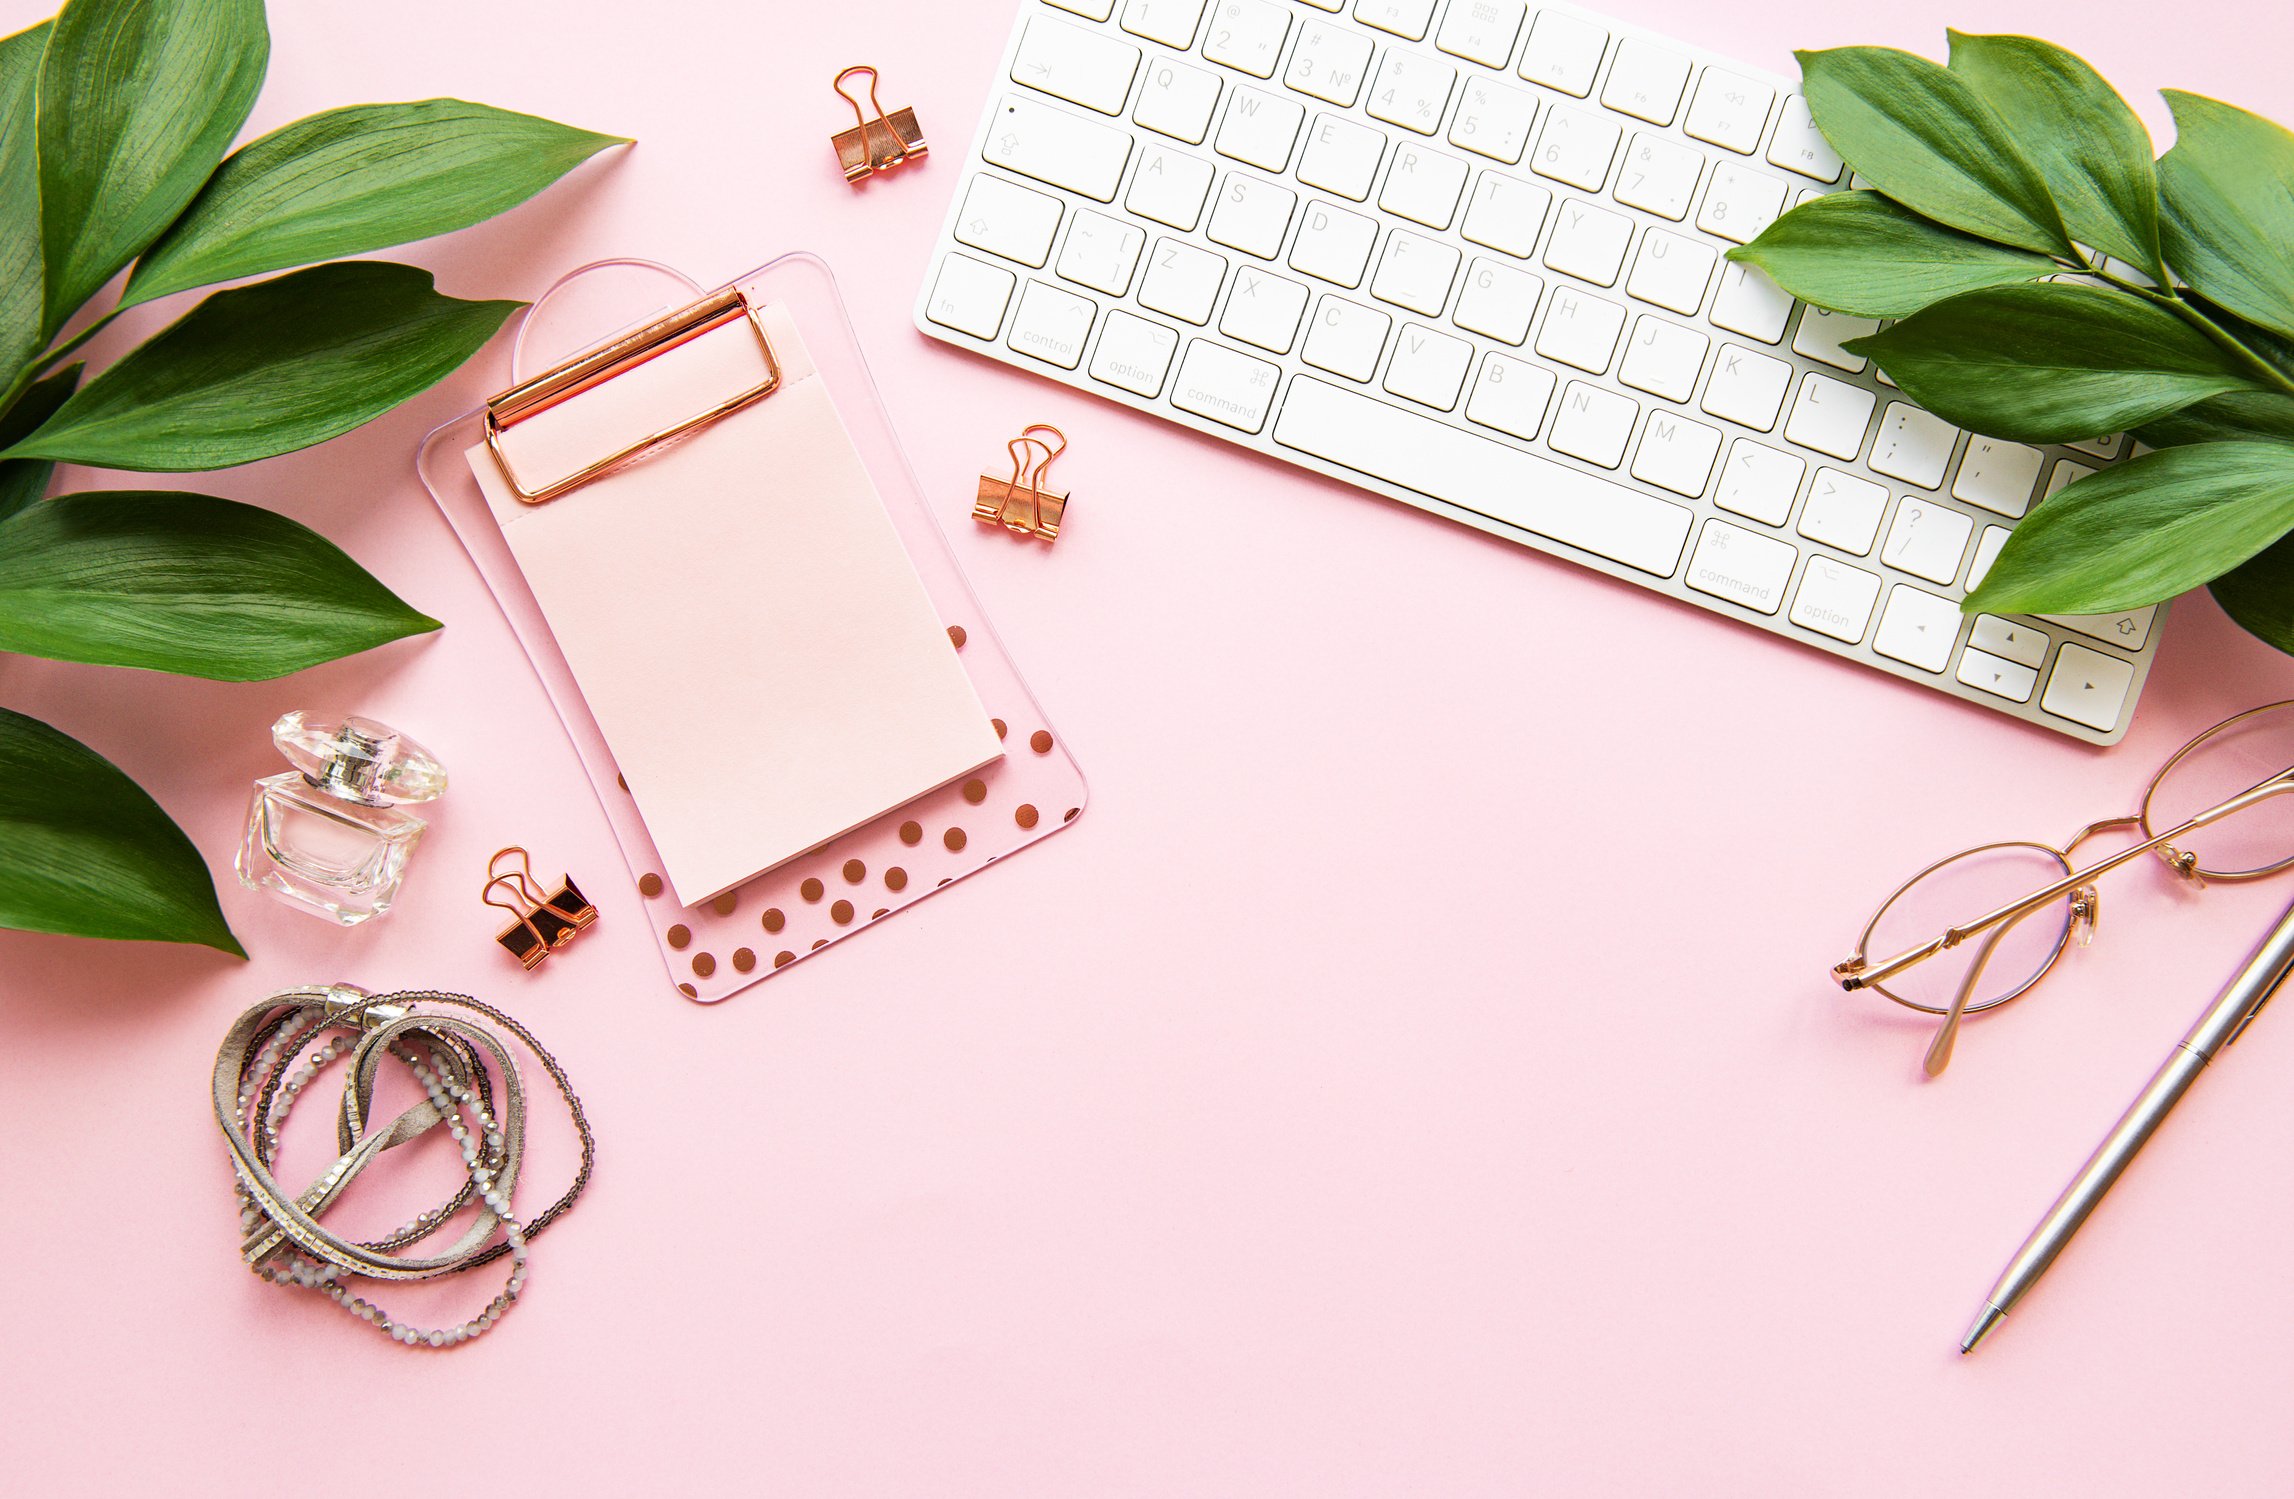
top-left (212, 986), bottom-right (595, 1348)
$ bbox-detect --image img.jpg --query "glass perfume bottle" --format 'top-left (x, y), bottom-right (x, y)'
top-left (237, 711), bottom-right (447, 926)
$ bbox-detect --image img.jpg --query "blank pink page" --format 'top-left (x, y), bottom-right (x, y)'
top-left (465, 304), bottom-right (1001, 907)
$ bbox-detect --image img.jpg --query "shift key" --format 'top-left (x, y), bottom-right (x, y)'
top-left (983, 93), bottom-right (1134, 202)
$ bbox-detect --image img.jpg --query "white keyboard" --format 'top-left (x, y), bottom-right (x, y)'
top-left (914, 0), bottom-right (2165, 743)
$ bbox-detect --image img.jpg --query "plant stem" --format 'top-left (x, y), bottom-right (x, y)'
top-left (2086, 265), bottom-right (2294, 399)
top-left (0, 310), bottom-right (119, 418)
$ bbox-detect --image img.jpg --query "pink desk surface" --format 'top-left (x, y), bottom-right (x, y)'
top-left (5, 0), bottom-right (2293, 1491)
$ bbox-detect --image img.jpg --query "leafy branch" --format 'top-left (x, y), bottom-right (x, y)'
top-left (1728, 31), bottom-right (2294, 644)
top-left (0, 0), bottom-right (626, 957)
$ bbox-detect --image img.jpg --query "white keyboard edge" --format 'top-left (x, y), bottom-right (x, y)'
top-left (913, 0), bottom-right (2165, 746)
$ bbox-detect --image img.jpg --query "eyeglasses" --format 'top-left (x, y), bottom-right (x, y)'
top-left (1833, 701), bottom-right (2294, 1077)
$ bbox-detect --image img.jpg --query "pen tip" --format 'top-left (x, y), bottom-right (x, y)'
top-left (1960, 1303), bottom-right (2005, 1355)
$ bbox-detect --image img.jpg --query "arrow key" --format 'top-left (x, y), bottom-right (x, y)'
top-left (1872, 583), bottom-right (1960, 673)
top-left (1970, 613), bottom-right (2047, 669)
top-left (2042, 643), bottom-right (2136, 733)
top-left (1956, 646), bottom-right (2038, 703)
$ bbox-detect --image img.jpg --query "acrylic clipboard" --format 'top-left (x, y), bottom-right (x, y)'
top-left (418, 254), bottom-right (1086, 1002)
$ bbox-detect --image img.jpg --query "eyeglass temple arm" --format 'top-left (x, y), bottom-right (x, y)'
top-left (1923, 909), bottom-right (2046, 1078)
top-left (1839, 770), bottom-right (2294, 993)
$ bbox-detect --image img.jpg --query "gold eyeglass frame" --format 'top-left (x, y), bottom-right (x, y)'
top-left (1832, 701), bottom-right (2294, 1076)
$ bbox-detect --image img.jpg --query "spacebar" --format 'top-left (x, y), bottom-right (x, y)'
top-left (1272, 376), bottom-right (1693, 577)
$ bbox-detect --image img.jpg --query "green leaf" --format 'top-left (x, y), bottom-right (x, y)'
top-left (1795, 45), bottom-right (2072, 256)
top-left (1965, 442), bottom-right (2294, 615)
top-left (2210, 532), bottom-right (2294, 655)
top-left (0, 363), bottom-right (81, 522)
top-left (3, 262), bottom-right (519, 470)
top-left (1846, 283), bottom-right (2265, 443)
top-left (1945, 31), bottom-right (2165, 281)
top-left (0, 704), bottom-right (243, 954)
top-left (1726, 191), bottom-right (2058, 317)
top-left (2159, 91), bottom-right (2294, 341)
top-left (2134, 391), bottom-right (2294, 447)
top-left (38, 0), bottom-right (268, 332)
top-left (0, 489), bottom-right (440, 678)
top-left (0, 20), bottom-right (50, 380)
top-left (123, 100), bottom-right (628, 310)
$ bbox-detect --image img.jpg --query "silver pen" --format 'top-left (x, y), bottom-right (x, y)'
top-left (1961, 890), bottom-right (2294, 1354)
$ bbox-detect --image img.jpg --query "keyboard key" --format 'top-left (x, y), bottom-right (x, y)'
top-left (1709, 261), bottom-right (1793, 343)
top-left (1216, 86), bottom-right (1306, 170)
top-left (1203, 0), bottom-right (1291, 77)
top-left (1356, 0), bottom-right (1438, 39)
top-left (1601, 38), bottom-right (1691, 126)
top-left (1624, 228), bottom-right (1715, 315)
top-left (1140, 237), bottom-right (1230, 322)
top-left (1048, 0), bottom-right (1117, 18)
top-left (1686, 518), bottom-right (1795, 612)
top-left (1619, 317), bottom-right (1709, 403)
top-left (1384, 322), bottom-right (1475, 409)
top-left (1454, 258), bottom-right (1544, 344)
top-left (1967, 525), bottom-right (2008, 590)
top-left (1285, 18), bottom-right (1373, 107)
top-left (1530, 105), bottom-right (1621, 190)
top-left (1534, 286), bottom-right (1625, 373)
top-left (1014, 17), bottom-right (1142, 114)
top-left (1797, 467), bottom-right (1887, 554)
top-left (1873, 584), bottom-right (1961, 672)
top-left (1613, 132), bottom-right (1704, 220)
top-left (1302, 294), bottom-right (1392, 380)
top-left (1057, 210), bottom-right (1146, 294)
top-left (1220, 265), bottom-right (1312, 352)
top-left (1466, 351), bottom-right (1557, 439)
top-left (2066, 432), bottom-right (2127, 460)
top-left (2040, 606), bottom-right (2157, 652)
top-left (1122, 0), bottom-right (1209, 47)
top-left (1296, 0), bottom-right (1343, 10)
top-left (1169, 340), bottom-right (1282, 436)
top-left (1298, 113), bottom-right (1388, 199)
top-left (1790, 557), bottom-right (1881, 642)
top-left (1007, 279), bottom-right (1099, 368)
top-left (1958, 647), bottom-right (2039, 703)
top-left (1519, 10), bottom-right (1607, 97)
top-left (1548, 380), bottom-right (1638, 466)
top-left (1371, 229), bottom-right (1462, 315)
top-left (1207, 173), bottom-right (1298, 257)
top-left (2044, 458), bottom-right (2095, 500)
top-left (1699, 342), bottom-right (1791, 430)
top-left (1683, 69), bottom-right (1774, 154)
top-left (1450, 77), bottom-right (1539, 164)
top-left (1714, 439), bottom-right (1804, 525)
top-left (1379, 143), bottom-right (1470, 228)
top-left (1437, 0), bottom-right (1525, 68)
top-left (983, 94), bottom-right (1134, 200)
top-left (1368, 49), bottom-right (1457, 135)
top-left (1791, 306), bottom-right (1880, 372)
top-left (1869, 402), bottom-right (1958, 488)
top-left (1289, 200), bottom-right (1379, 286)
top-left (1954, 438), bottom-right (2044, 517)
top-left (1135, 56), bottom-right (1223, 142)
top-left (1970, 613), bottom-right (2046, 668)
top-left (954, 174), bottom-right (1064, 267)
top-left (1766, 95), bottom-right (1844, 182)
top-left (1090, 309), bottom-right (1181, 395)
top-left (924, 252), bottom-right (1017, 338)
top-left (1631, 410), bottom-right (1722, 495)
top-left (1171, 338), bottom-right (1281, 430)
top-left (1880, 496), bottom-right (1974, 584)
top-left (1276, 376), bottom-right (1692, 574)
top-left (1461, 172), bottom-right (1552, 257)
top-left (1696, 162), bottom-right (1788, 244)
top-left (1543, 199), bottom-right (1633, 286)
top-left (2042, 642), bottom-right (2134, 731)
top-left (1127, 144), bottom-right (1217, 229)
top-left (1783, 372), bottom-right (1875, 460)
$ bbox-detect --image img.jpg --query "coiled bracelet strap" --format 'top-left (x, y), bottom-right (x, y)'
top-left (212, 985), bottom-right (595, 1348)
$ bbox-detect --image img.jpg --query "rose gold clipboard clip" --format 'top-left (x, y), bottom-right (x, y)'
top-left (973, 424), bottom-right (1068, 543)
top-left (481, 286), bottom-right (782, 505)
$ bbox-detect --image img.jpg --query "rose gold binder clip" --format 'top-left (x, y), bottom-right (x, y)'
top-left (484, 847), bottom-right (599, 970)
top-left (831, 65), bottom-right (927, 182)
top-left (974, 424), bottom-right (1068, 543)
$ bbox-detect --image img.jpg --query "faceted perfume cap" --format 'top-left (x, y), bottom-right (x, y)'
top-left (272, 711), bottom-right (447, 807)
